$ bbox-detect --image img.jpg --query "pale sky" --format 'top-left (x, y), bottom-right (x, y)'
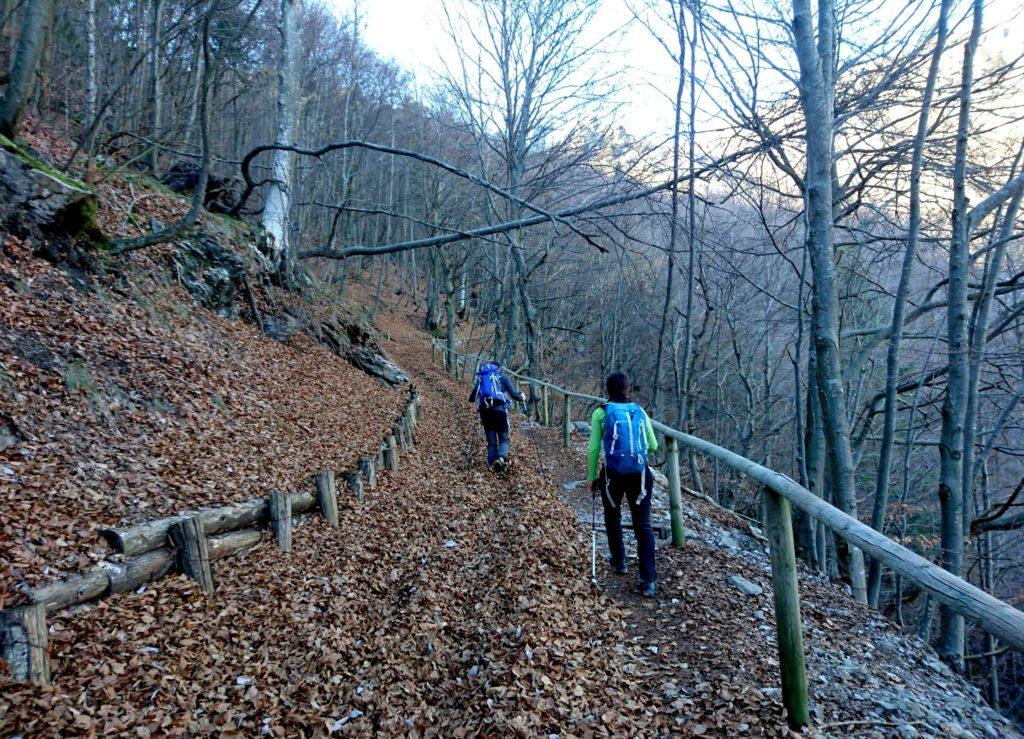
top-left (331, 0), bottom-right (686, 138)
top-left (325, 0), bottom-right (1023, 144)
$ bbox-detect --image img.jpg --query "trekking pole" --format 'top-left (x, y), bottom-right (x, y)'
top-left (590, 483), bottom-right (598, 589)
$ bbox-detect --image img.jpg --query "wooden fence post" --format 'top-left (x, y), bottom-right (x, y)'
top-left (170, 515), bottom-right (215, 593)
top-left (763, 486), bottom-right (810, 729)
top-left (268, 491), bottom-right (291, 552)
top-left (0, 603), bottom-right (50, 685)
top-left (384, 435), bottom-right (399, 473)
top-left (359, 456), bottom-right (377, 491)
top-left (315, 471), bottom-right (339, 527)
top-left (562, 395), bottom-right (571, 449)
top-left (665, 437), bottom-right (685, 547)
top-left (540, 386), bottom-right (549, 426)
top-left (431, 342), bottom-right (436, 365)
top-left (343, 470), bottom-right (364, 502)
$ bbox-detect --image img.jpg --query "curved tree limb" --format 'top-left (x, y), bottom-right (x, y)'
top-left (300, 142), bottom-right (767, 260)
top-left (230, 139), bottom-right (605, 251)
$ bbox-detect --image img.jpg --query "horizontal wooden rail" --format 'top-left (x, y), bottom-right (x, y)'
top-left (2, 387), bottom-right (422, 686)
top-left (433, 339), bottom-right (1024, 728)
top-left (651, 421), bottom-right (1024, 652)
top-left (433, 340), bottom-right (1024, 650)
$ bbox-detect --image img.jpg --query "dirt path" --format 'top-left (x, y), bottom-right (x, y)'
top-left (5, 315), bottom-right (751, 736)
top-left (4, 310), bottom-right (1010, 737)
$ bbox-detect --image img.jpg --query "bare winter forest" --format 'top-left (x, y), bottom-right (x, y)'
top-left (2, 0), bottom-right (1024, 734)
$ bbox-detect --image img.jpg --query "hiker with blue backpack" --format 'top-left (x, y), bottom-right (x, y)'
top-left (469, 361), bottom-right (526, 473)
top-left (589, 372), bottom-right (659, 597)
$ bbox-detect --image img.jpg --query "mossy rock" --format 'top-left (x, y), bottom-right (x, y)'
top-left (0, 134), bottom-right (92, 192)
top-left (0, 134), bottom-right (106, 247)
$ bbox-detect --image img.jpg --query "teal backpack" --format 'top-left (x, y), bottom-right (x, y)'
top-left (602, 402), bottom-right (648, 474)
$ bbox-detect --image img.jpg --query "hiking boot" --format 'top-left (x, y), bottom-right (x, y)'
top-left (612, 564), bottom-right (627, 576)
top-left (492, 457), bottom-right (507, 473)
top-left (640, 581), bottom-right (656, 598)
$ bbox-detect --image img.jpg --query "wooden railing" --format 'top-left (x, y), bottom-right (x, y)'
top-left (1, 390), bottom-right (421, 687)
top-left (434, 340), bottom-right (1024, 728)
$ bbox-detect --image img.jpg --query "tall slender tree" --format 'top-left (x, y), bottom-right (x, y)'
top-left (262, 0), bottom-right (305, 272)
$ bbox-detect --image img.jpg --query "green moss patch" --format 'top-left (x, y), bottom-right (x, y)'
top-left (0, 134), bottom-right (93, 193)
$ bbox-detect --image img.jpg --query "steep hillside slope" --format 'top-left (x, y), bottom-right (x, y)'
top-left (0, 234), bottom-right (404, 604)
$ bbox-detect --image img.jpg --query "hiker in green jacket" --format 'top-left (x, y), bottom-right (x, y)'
top-left (588, 372), bottom-right (658, 597)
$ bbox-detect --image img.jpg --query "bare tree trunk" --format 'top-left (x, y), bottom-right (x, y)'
top-left (425, 247), bottom-right (441, 331)
top-left (651, 1), bottom-right (686, 413)
top-left (146, 0), bottom-right (163, 172)
top-left (110, 0), bottom-right (220, 255)
top-left (677, 4), bottom-right (700, 439)
top-left (937, 0), bottom-right (983, 669)
top-left (866, 0), bottom-right (952, 608)
top-left (85, 0), bottom-right (97, 128)
top-left (792, 0), bottom-right (867, 602)
top-left (443, 254), bottom-right (457, 375)
top-left (0, 0), bottom-right (56, 137)
top-left (185, 30), bottom-right (204, 145)
top-left (261, 0), bottom-right (304, 271)
top-left (961, 145), bottom-right (1022, 531)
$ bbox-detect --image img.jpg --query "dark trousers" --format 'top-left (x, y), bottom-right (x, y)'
top-left (480, 408), bottom-right (510, 465)
top-left (599, 466), bottom-right (656, 584)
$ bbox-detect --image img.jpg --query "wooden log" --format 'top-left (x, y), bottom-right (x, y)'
top-left (343, 470), bottom-right (364, 502)
top-left (26, 528), bottom-right (263, 615)
top-left (402, 416), bottom-right (415, 447)
top-left (315, 470), bottom-right (339, 526)
top-left (170, 515), bottom-right (215, 593)
top-left (101, 499), bottom-right (268, 556)
top-left (268, 492), bottom-right (291, 552)
top-left (665, 437), bottom-right (685, 548)
top-left (393, 423), bottom-right (406, 450)
top-left (288, 490), bottom-right (317, 514)
top-left (384, 435), bottom-right (399, 474)
top-left (207, 527), bottom-right (263, 560)
top-left (650, 418), bottom-right (1024, 653)
top-left (562, 395), bottom-right (571, 449)
top-left (108, 549), bottom-right (174, 595)
top-left (764, 487), bottom-right (809, 728)
top-left (29, 567), bottom-right (110, 612)
top-left (0, 603), bottom-right (50, 685)
top-left (377, 443), bottom-right (387, 470)
top-left (359, 456), bottom-right (377, 491)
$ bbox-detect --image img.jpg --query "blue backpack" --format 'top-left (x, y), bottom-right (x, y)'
top-left (476, 363), bottom-right (508, 410)
top-left (602, 402), bottom-right (648, 474)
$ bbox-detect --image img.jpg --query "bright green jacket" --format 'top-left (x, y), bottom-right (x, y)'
top-left (587, 405), bottom-right (658, 481)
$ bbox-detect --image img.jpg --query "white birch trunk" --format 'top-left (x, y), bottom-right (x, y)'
top-left (85, 0), bottom-right (97, 128)
top-left (261, 0), bottom-right (304, 270)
